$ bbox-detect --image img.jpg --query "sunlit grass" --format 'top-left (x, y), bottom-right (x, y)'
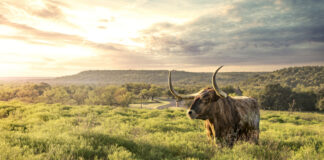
top-left (0, 101), bottom-right (323, 159)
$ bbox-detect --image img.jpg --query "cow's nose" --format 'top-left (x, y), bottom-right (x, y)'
top-left (188, 110), bottom-right (192, 115)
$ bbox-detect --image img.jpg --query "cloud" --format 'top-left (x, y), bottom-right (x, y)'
top-left (98, 17), bottom-right (115, 23)
top-left (99, 19), bottom-right (109, 23)
top-left (0, 0), bottom-right (323, 76)
top-left (138, 0), bottom-right (324, 67)
top-left (0, 0), bottom-right (78, 29)
top-left (0, 15), bottom-right (128, 52)
top-left (97, 26), bottom-right (107, 29)
top-left (30, 1), bottom-right (64, 19)
top-left (0, 15), bottom-right (79, 43)
top-left (11, 0), bottom-right (69, 20)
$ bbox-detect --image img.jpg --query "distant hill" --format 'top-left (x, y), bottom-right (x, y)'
top-left (240, 66), bottom-right (324, 90)
top-left (2, 66), bottom-right (321, 89)
top-left (48, 70), bottom-right (263, 86)
top-left (0, 77), bottom-right (52, 84)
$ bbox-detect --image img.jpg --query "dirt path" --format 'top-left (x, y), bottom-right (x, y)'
top-left (156, 100), bottom-right (175, 109)
top-left (130, 99), bottom-right (186, 110)
top-left (156, 100), bottom-right (186, 109)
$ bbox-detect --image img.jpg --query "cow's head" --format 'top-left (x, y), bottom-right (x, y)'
top-left (168, 66), bottom-right (228, 120)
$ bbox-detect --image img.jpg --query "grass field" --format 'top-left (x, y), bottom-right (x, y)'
top-left (0, 101), bottom-right (323, 160)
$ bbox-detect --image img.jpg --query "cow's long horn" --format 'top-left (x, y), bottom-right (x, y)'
top-left (212, 66), bottom-right (228, 98)
top-left (168, 71), bottom-right (198, 100)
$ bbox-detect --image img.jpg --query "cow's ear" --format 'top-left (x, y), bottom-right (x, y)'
top-left (210, 90), bottom-right (220, 101)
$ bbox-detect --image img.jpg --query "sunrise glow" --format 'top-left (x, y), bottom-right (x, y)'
top-left (0, 0), bottom-right (323, 76)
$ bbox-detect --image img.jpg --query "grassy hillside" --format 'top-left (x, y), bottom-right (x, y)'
top-left (49, 70), bottom-right (262, 86)
top-left (2, 66), bottom-right (322, 90)
top-left (240, 66), bottom-right (324, 90)
top-left (0, 101), bottom-right (323, 160)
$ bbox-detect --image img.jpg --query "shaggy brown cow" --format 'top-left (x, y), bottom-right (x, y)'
top-left (169, 66), bottom-right (260, 147)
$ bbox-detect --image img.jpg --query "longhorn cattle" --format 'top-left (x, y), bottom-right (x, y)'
top-left (168, 66), bottom-right (260, 147)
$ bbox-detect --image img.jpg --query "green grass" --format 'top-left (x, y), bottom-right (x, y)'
top-left (0, 101), bottom-right (323, 160)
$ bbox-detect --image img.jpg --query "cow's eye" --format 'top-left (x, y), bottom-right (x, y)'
top-left (202, 98), bottom-right (210, 103)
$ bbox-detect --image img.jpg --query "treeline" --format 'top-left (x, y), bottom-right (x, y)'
top-left (185, 83), bottom-right (323, 111)
top-left (0, 81), bottom-right (323, 111)
top-left (240, 66), bottom-right (324, 91)
top-left (0, 82), bottom-right (235, 107)
top-left (0, 83), bottom-right (169, 107)
top-left (0, 83), bottom-right (204, 107)
top-left (255, 83), bottom-right (323, 111)
top-left (49, 70), bottom-right (261, 85)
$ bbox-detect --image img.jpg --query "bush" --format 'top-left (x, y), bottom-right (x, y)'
top-left (291, 92), bottom-right (317, 111)
top-left (259, 84), bottom-right (318, 111)
top-left (318, 98), bottom-right (324, 111)
top-left (259, 84), bottom-right (293, 110)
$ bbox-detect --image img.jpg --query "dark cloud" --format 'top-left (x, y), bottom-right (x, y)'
top-left (228, 0), bottom-right (324, 45)
top-left (141, 22), bottom-right (176, 34)
top-left (139, 0), bottom-right (324, 66)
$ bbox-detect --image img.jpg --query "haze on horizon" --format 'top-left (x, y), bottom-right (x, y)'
top-left (0, 0), bottom-right (323, 77)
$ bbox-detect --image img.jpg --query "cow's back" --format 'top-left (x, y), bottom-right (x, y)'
top-left (231, 96), bottom-right (260, 130)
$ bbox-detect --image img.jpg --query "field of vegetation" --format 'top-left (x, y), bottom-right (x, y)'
top-left (49, 70), bottom-right (262, 86)
top-left (0, 101), bottom-right (323, 160)
top-left (1, 66), bottom-right (323, 112)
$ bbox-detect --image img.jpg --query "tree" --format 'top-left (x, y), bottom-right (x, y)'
top-left (15, 84), bottom-right (40, 103)
top-left (114, 88), bottom-right (133, 107)
top-left (148, 86), bottom-right (162, 100)
top-left (139, 89), bottom-right (150, 108)
top-left (318, 88), bottom-right (324, 99)
top-left (288, 99), bottom-right (295, 114)
top-left (123, 83), bottom-right (151, 95)
top-left (318, 98), bottom-right (324, 111)
top-left (163, 90), bottom-right (173, 99)
top-left (291, 91), bottom-right (317, 111)
top-left (71, 86), bottom-right (89, 105)
top-left (40, 87), bottom-right (71, 104)
top-left (259, 84), bottom-right (292, 110)
top-left (259, 83), bottom-right (318, 111)
top-left (34, 83), bottom-right (51, 95)
top-left (84, 86), bottom-right (117, 105)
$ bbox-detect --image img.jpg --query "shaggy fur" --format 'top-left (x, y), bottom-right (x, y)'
top-left (188, 88), bottom-right (260, 147)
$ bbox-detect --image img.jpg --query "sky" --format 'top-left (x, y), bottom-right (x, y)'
top-left (0, 0), bottom-right (323, 77)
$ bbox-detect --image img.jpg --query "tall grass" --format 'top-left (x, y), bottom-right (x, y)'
top-left (0, 101), bottom-right (323, 159)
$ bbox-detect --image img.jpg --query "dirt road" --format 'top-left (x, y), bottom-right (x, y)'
top-left (157, 100), bottom-right (186, 109)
